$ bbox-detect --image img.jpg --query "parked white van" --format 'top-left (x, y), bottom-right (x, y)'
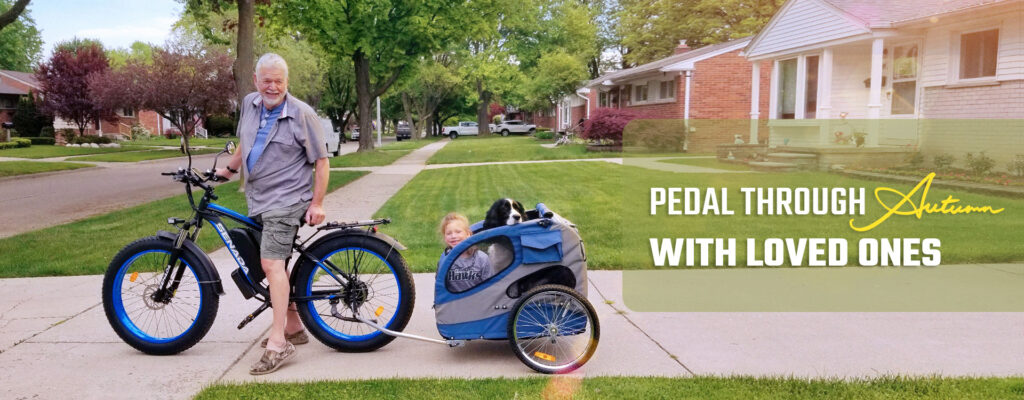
top-left (320, 117), bottom-right (341, 156)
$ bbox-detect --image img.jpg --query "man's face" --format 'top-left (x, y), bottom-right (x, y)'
top-left (254, 65), bottom-right (288, 108)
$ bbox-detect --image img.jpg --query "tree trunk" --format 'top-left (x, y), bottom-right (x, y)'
top-left (0, 0), bottom-right (30, 31)
top-left (353, 50), bottom-right (374, 151)
top-left (234, 0), bottom-right (256, 105)
top-left (400, 92), bottom-right (418, 141)
top-left (475, 79), bottom-right (491, 136)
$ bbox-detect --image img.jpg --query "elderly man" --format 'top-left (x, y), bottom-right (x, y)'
top-left (217, 53), bottom-right (329, 375)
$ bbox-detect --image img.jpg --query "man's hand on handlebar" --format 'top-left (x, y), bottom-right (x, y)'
top-left (213, 168), bottom-right (234, 182)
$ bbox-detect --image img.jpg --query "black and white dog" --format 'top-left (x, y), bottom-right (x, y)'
top-left (483, 198), bottom-right (526, 230)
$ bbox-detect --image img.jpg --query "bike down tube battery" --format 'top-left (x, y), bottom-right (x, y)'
top-left (354, 313), bottom-right (462, 347)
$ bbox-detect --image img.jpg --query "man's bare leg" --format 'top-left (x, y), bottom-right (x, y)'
top-left (262, 258), bottom-right (290, 351)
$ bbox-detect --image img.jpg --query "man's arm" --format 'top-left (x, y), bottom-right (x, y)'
top-left (305, 157), bottom-right (329, 225)
top-left (215, 148), bottom-right (244, 180)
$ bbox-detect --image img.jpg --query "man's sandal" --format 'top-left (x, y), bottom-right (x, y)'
top-left (249, 342), bottom-right (296, 375)
top-left (260, 330), bottom-right (309, 348)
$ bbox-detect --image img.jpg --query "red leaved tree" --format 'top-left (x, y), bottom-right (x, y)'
top-left (36, 39), bottom-right (111, 136)
top-left (581, 108), bottom-right (648, 145)
top-left (91, 45), bottom-right (235, 139)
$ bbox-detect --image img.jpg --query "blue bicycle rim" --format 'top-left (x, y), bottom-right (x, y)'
top-left (112, 250), bottom-right (202, 344)
top-left (305, 247), bottom-right (401, 341)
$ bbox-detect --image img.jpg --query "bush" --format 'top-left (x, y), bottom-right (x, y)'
top-left (130, 124), bottom-right (151, 140)
top-left (906, 152), bottom-right (925, 167)
top-left (933, 153), bottom-right (956, 171)
top-left (0, 138), bottom-right (32, 150)
top-left (68, 135), bottom-right (112, 145)
top-left (40, 127), bottom-right (55, 138)
top-left (534, 131), bottom-right (554, 140)
top-left (12, 96), bottom-right (52, 137)
top-left (164, 128), bottom-right (182, 139)
top-left (965, 152), bottom-right (995, 175)
top-left (1009, 155), bottom-right (1024, 177)
top-left (206, 114), bottom-right (236, 136)
top-left (581, 108), bottom-right (647, 145)
top-left (27, 137), bottom-right (55, 145)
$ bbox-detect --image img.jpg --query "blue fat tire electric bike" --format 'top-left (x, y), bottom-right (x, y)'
top-left (102, 140), bottom-right (414, 355)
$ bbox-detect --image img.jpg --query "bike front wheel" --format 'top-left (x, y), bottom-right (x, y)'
top-left (102, 237), bottom-right (220, 355)
top-left (293, 234), bottom-right (414, 352)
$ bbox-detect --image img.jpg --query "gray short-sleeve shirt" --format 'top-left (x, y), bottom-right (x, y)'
top-left (238, 92), bottom-right (328, 217)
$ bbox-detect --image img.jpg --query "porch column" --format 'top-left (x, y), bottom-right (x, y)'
top-left (867, 37), bottom-right (884, 147)
top-left (749, 61), bottom-right (760, 144)
top-left (818, 48), bottom-right (833, 119)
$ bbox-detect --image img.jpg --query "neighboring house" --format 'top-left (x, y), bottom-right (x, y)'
top-left (744, 0), bottom-right (1024, 169)
top-left (554, 88), bottom-right (590, 133)
top-left (0, 70), bottom-right (39, 125)
top-left (582, 37), bottom-right (772, 151)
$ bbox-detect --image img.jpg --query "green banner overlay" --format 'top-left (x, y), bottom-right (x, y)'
top-left (616, 118), bottom-right (1023, 311)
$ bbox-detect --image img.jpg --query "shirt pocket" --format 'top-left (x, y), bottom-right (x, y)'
top-left (260, 129), bottom-right (301, 168)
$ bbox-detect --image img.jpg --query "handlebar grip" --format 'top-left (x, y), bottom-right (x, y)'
top-left (211, 174), bottom-right (229, 183)
top-left (535, 203), bottom-right (553, 218)
top-left (161, 172), bottom-right (176, 176)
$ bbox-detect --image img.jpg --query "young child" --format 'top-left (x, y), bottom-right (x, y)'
top-left (439, 212), bottom-right (491, 292)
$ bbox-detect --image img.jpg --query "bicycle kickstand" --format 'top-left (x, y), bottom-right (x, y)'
top-left (237, 302), bottom-right (270, 329)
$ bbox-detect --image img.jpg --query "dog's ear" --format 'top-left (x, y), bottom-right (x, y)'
top-left (512, 200), bottom-right (525, 215)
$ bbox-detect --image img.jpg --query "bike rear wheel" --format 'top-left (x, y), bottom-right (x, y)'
top-left (293, 235), bottom-right (414, 352)
top-left (102, 237), bottom-right (219, 355)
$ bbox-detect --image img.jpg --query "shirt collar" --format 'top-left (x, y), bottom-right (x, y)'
top-left (252, 93), bottom-right (290, 119)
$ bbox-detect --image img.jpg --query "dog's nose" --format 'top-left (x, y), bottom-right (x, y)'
top-left (513, 214), bottom-right (521, 221)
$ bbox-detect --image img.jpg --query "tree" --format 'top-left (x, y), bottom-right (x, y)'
top-left (0, 0), bottom-right (28, 31)
top-left (11, 93), bottom-right (50, 137)
top-left (617, 0), bottom-right (784, 66)
top-left (90, 45), bottom-right (235, 138)
top-left (182, 0), bottom-right (265, 106)
top-left (0, 0), bottom-right (41, 71)
top-left (106, 41), bottom-right (155, 69)
top-left (269, 0), bottom-right (487, 151)
top-left (319, 58), bottom-right (357, 137)
top-left (398, 53), bottom-right (462, 140)
top-left (521, 51), bottom-right (588, 112)
top-left (36, 39), bottom-right (110, 136)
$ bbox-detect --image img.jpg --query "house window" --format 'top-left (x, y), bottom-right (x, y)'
top-left (121, 108), bottom-right (135, 117)
top-left (804, 55), bottom-right (819, 119)
top-left (599, 92), bottom-right (608, 107)
top-left (659, 80), bottom-right (675, 100)
top-left (960, 29), bottom-right (998, 79)
top-left (892, 44), bottom-right (918, 115)
top-left (777, 58), bottom-right (797, 119)
top-left (634, 84), bottom-right (648, 102)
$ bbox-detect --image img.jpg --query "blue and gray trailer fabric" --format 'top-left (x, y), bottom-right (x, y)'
top-left (434, 207), bottom-right (587, 340)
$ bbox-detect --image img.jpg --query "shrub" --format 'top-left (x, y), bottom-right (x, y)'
top-left (164, 128), bottom-right (182, 139)
top-left (534, 131), bottom-right (554, 140)
top-left (27, 137), bottom-right (55, 145)
top-left (130, 124), bottom-right (152, 140)
top-left (933, 153), bottom-right (956, 171)
top-left (12, 96), bottom-right (52, 137)
top-left (965, 152), bottom-right (995, 175)
top-left (68, 135), bottom-right (112, 145)
top-left (206, 114), bottom-right (236, 136)
top-left (1009, 155), bottom-right (1024, 177)
top-left (581, 108), bottom-right (647, 145)
top-left (13, 138), bottom-right (31, 148)
top-left (40, 127), bottom-right (55, 138)
top-left (906, 152), bottom-right (924, 167)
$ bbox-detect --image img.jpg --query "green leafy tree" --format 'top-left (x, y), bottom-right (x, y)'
top-left (521, 51), bottom-right (588, 112)
top-left (106, 41), bottom-right (155, 69)
top-left (618, 0), bottom-right (784, 66)
top-left (182, 0), bottom-right (264, 106)
top-left (0, 0), bottom-right (40, 71)
top-left (398, 53), bottom-right (462, 140)
top-left (268, 0), bottom-right (485, 151)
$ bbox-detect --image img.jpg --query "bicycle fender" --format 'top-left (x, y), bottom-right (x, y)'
top-left (310, 228), bottom-right (407, 251)
top-left (156, 230), bottom-right (226, 296)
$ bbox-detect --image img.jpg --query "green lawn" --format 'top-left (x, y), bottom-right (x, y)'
top-left (0, 161), bottom-right (92, 177)
top-left (196, 376), bottom-right (1024, 400)
top-left (657, 157), bottom-right (753, 171)
top-left (427, 136), bottom-right (613, 164)
top-left (0, 171), bottom-right (368, 278)
top-left (130, 136), bottom-right (233, 148)
top-left (69, 148), bottom-right (220, 162)
top-left (0, 145), bottom-right (138, 159)
top-left (330, 137), bottom-right (439, 167)
top-left (375, 162), bottom-right (1024, 271)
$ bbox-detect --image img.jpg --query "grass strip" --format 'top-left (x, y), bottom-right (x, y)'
top-left (427, 136), bottom-right (608, 165)
top-left (0, 170), bottom-right (368, 278)
top-left (0, 145), bottom-right (138, 159)
top-left (196, 376), bottom-right (1024, 400)
top-left (330, 149), bottom-right (412, 168)
top-left (69, 148), bottom-right (220, 162)
top-left (0, 161), bottom-right (92, 177)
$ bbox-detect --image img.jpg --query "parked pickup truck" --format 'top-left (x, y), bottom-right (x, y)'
top-left (443, 121), bottom-right (480, 139)
top-left (493, 120), bottom-right (536, 136)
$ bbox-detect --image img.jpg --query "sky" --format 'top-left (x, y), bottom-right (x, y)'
top-left (29, 0), bottom-right (183, 56)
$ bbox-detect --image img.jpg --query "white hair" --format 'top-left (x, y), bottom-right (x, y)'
top-left (255, 53), bottom-right (288, 77)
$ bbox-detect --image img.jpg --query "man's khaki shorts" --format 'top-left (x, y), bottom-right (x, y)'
top-left (253, 201), bottom-right (309, 260)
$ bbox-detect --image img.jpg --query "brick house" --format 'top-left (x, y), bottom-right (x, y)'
top-left (744, 0), bottom-right (1024, 170)
top-left (0, 70), bottom-right (39, 125)
top-left (574, 37), bottom-right (772, 151)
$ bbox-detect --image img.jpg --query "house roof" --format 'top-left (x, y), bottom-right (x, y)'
top-left (822, 0), bottom-right (1014, 26)
top-left (0, 70), bottom-right (40, 90)
top-left (0, 80), bottom-right (29, 96)
top-left (587, 37), bottom-right (752, 87)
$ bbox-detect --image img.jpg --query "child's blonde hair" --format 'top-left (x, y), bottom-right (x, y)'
top-left (439, 212), bottom-right (470, 240)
